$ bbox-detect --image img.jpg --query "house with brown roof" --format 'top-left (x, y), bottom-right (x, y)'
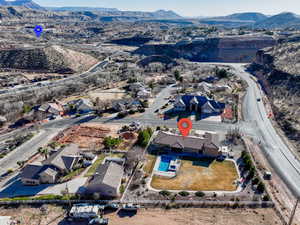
top-left (152, 131), bottom-right (222, 158)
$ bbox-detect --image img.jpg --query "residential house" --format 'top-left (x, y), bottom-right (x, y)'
top-left (21, 144), bottom-right (82, 185)
top-left (43, 143), bottom-right (81, 174)
top-left (21, 162), bottom-right (44, 185)
top-left (137, 89), bottom-right (152, 99)
top-left (37, 102), bottom-right (64, 119)
top-left (173, 95), bottom-right (225, 115)
top-left (74, 98), bottom-right (94, 113)
top-left (112, 99), bottom-right (142, 112)
top-left (152, 131), bottom-right (222, 158)
top-left (129, 82), bottom-right (145, 92)
top-left (85, 159), bottom-right (124, 198)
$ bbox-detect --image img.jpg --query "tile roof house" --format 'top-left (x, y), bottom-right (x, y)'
top-left (85, 160), bottom-right (124, 198)
top-left (173, 95), bottom-right (225, 114)
top-left (152, 131), bottom-right (222, 158)
top-left (21, 144), bottom-right (81, 186)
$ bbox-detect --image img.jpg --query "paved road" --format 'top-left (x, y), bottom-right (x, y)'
top-left (0, 129), bottom-right (61, 175)
top-left (231, 64), bottom-right (300, 197)
top-left (1, 62), bottom-right (299, 198)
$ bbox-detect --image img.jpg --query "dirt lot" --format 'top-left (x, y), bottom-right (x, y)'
top-left (0, 205), bottom-right (65, 225)
top-left (107, 208), bottom-right (282, 225)
top-left (53, 123), bottom-right (121, 149)
top-left (88, 87), bottom-right (128, 101)
top-left (151, 159), bottom-right (239, 191)
top-left (0, 206), bottom-right (282, 225)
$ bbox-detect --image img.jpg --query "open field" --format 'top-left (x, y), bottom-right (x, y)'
top-left (88, 87), bottom-right (128, 101)
top-left (0, 206), bottom-right (282, 225)
top-left (107, 208), bottom-right (281, 225)
top-left (151, 159), bottom-right (239, 191)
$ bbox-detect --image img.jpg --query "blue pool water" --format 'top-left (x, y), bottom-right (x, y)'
top-left (158, 156), bottom-right (175, 172)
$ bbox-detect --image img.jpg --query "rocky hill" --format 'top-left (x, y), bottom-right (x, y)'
top-left (134, 36), bottom-right (276, 63)
top-left (248, 42), bottom-right (300, 148)
top-left (200, 12), bottom-right (267, 27)
top-left (0, 45), bottom-right (98, 73)
top-left (0, 0), bottom-right (43, 10)
top-left (254, 12), bottom-right (300, 29)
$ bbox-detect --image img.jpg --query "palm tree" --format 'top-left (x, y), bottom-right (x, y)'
top-left (38, 147), bottom-right (49, 159)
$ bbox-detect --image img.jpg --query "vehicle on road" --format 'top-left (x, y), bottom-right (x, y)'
top-left (89, 217), bottom-right (109, 225)
top-left (122, 203), bottom-right (140, 211)
top-left (257, 98), bottom-right (261, 102)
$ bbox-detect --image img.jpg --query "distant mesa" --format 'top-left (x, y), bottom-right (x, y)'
top-left (253, 12), bottom-right (300, 29)
top-left (46, 6), bottom-right (119, 12)
top-left (199, 12), bottom-right (268, 27)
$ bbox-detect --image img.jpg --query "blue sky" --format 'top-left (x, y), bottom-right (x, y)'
top-left (34, 0), bottom-right (300, 17)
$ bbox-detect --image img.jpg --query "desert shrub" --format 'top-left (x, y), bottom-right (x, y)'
top-left (159, 190), bottom-right (171, 197)
top-left (178, 191), bottom-right (189, 197)
top-left (195, 191), bottom-right (205, 197)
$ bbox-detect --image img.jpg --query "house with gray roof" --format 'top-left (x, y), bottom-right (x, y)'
top-left (85, 160), bottom-right (124, 198)
top-left (43, 143), bottom-right (81, 174)
top-left (21, 144), bottom-right (82, 185)
top-left (152, 131), bottom-right (222, 158)
top-left (173, 95), bottom-right (225, 115)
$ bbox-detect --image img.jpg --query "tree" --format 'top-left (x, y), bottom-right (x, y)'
top-left (195, 191), bottom-right (205, 197)
top-left (248, 167), bottom-right (255, 179)
top-left (103, 136), bottom-right (122, 150)
top-left (174, 70), bottom-right (180, 81)
top-left (38, 147), bottom-right (49, 159)
top-left (137, 128), bottom-right (153, 147)
top-left (216, 68), bottom-right (229, 79)
top-left (257, 182), bottom-right (265, 193)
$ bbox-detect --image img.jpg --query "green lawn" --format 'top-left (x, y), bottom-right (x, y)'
top-left (84, 154), bottom-right (106, 177)
top-left (60, 167), bottom-right (85, 182)
top-left (84, 153), bottom-right (124, 177)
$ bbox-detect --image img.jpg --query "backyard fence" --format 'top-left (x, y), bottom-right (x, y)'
top-left (0, 199), bottom-right (274, 209)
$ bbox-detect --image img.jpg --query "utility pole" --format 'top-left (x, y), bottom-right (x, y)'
top-left (288, 198), bottom-right (299, 225)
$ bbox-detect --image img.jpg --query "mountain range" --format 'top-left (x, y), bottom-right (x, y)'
top-left (0, 1), bottom-right (300, 29)
top-left (0, 0), bottom-right (43, 10)
top-left (199, 12), bottom-right (300, 28)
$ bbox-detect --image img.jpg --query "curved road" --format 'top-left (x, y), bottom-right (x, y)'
top-left (232, 63), bottom-right (300, 197)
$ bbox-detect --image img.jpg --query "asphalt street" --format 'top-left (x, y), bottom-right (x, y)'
top-left (0, 63), bottom-right (300, 198)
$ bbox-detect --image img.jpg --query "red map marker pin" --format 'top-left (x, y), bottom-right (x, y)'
top-left (177, 118), bottom-right (192, 137)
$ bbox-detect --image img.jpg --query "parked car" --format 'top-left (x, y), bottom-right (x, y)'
top-left (257, 98), bottom-right (261, 102)
top-left (89, 217), bottom-right (109, 225)
top-left (122, 203), bottom-right (140, 211)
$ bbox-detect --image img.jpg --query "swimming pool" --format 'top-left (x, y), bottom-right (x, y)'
top-left (158, 156), bottom-right (175, 172)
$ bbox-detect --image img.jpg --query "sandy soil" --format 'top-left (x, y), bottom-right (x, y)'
top-left (88, 87), bottom-right (128, 101)
top-left (151, 159), bottom-right (239, 191)
top-left (0, 206), bottom-right (282, 225)
top-left (107, 208), bottom-right (282, 225)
